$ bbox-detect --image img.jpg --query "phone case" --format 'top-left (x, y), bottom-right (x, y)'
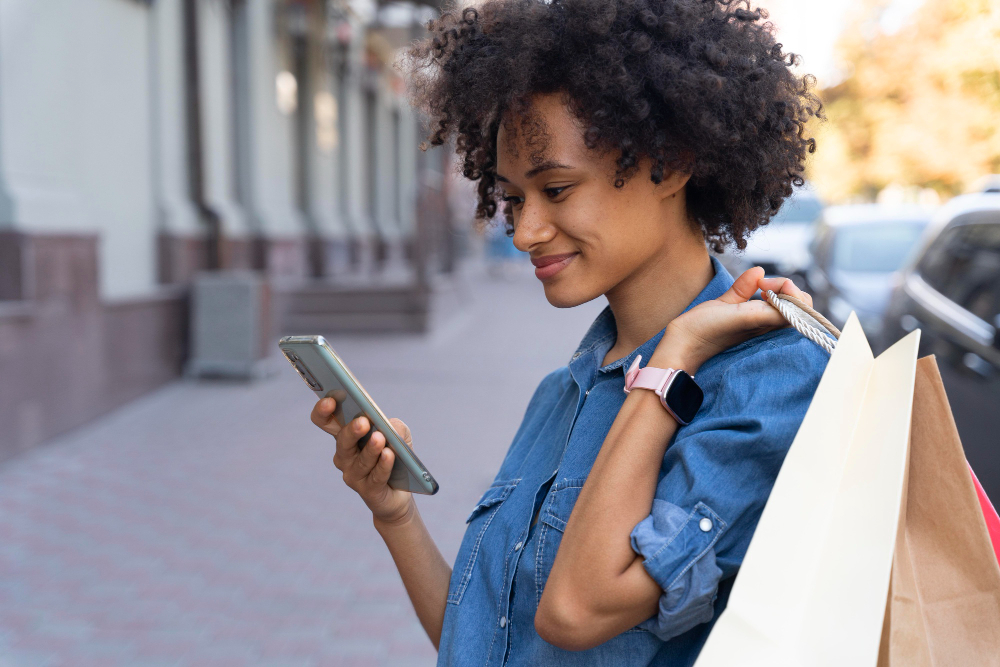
top-left (279, 335), bottom-right (439, 495)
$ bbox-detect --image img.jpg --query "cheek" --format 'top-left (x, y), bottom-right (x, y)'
top-left (564, 208), bottom-right (655, 275)
top-left (547, 187), bottom-right (668, 296)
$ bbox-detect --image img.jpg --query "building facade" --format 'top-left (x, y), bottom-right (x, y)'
top-left (0, 0), bottom-right (456, 461)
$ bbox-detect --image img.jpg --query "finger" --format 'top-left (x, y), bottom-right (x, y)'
top-left (734, 299), bottom-right (788, 331)
top-left (718, 266), bottom-right (765, 304)
top-left (388, 418), bottom-right (413, 447)
top-left (353, 429), bottom-right (385, 478)
top-left (369, 446), bottom-right (395, 487)
top-left (758, 276), bottom-right (814, 308)
top-left (310, 397), bottom-right (342, 436)
top-left (780, 279), bottom-right (814, 308)
top-left (335, 415), bottom-right (370, 462)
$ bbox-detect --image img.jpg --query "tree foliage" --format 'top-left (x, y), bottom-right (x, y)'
top-left (808, 0), bottom-right (1000, 202)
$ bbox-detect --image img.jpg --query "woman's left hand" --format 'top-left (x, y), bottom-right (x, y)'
top-left (652, 267), bottom-right (813, 374)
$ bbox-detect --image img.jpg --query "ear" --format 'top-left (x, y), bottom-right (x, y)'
top-left (654, 167), bottom-right (692, 202)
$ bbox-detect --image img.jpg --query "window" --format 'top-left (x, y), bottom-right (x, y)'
top-left (918, 217), bottom-right (1000, 327)
top-left (772, 194), bottom-right (824, 225)
top-left (831, 221), bottom-right (926, 273)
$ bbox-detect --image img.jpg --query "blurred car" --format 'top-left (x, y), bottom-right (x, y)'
top-left (716, 185), bottom-right (824, 286)
top-left (969, 174), bottom-right (1000, 194)
top-left (806, 204), bottom-right (932, 340)
top-left (882, 193), bottom-right (1000, 499)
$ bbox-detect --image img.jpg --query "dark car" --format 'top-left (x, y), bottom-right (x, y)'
top-left (881, 193), bottom-right (1000, 499)
top-left (806, 204), bottom-right (932, 341)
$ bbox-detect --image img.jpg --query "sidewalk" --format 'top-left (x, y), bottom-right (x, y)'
top-left (0, 261), bottom-right (606, 667)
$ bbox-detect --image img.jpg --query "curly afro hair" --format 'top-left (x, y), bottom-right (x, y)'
top-left (404, 0), bottom-right (824, 251)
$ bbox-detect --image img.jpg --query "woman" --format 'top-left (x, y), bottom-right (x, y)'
top-left (311, 1), bottom-right (826, 664)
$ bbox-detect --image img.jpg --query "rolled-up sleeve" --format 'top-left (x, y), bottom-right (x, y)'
top-left (628, 331), bottom-right (828, 642)
top-left (630, 500), bottom-right (726, 640)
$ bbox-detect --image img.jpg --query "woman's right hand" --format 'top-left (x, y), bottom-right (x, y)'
top-left (310, 397), bottom-right (415, 527)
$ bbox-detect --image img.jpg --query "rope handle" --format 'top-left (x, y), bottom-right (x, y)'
top-left (764, 290), bottom-right (841, 354)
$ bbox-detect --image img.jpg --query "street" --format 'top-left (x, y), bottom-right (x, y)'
top-left (0, 262), bottom-right (606, 666)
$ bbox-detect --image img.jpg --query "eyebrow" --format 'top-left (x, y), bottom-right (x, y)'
top-left (495, 160), bottom-right (573, 183)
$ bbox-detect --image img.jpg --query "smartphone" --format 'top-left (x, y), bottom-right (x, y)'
top-left (279, 335), bottom-right (439, 495)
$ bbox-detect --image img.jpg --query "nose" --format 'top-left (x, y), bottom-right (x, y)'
top-left (511, 197), bottom-right (557, 253)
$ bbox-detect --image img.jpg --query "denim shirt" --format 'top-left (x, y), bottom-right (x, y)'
top-left (437, 257), bottom-right (829, 666)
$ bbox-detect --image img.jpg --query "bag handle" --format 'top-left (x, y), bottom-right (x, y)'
top-left (764, 289), bottom-right (841, 354)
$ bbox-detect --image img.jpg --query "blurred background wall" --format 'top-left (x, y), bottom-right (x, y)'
top-left (0, 0), bottom-right (460, 462)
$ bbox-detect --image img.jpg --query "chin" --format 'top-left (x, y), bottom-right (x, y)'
top-left (541, 281), bottom-right (601, 309)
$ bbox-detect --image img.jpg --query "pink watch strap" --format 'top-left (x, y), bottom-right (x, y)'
top-left (624, 355), bottom-right (677, 397)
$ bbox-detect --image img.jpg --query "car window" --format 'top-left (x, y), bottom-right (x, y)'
top-left (831, 222), bottom-right (926, 273)
top-left (810, 225), bottom-right (833, 266)
top-left (918, 220), bottom-right (1000, 327)
top-left (771, 196), bottom-right (823, 225)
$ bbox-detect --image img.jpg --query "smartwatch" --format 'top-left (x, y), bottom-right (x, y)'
top-left (623, 355), bottom-right (704, 426)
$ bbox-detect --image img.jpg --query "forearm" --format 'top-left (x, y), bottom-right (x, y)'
top-left (540, 351), bottom-right (689, 640)
top-left (374, 500), bottom-right (452, 650)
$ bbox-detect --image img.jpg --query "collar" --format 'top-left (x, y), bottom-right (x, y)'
top-left (569, 256), bottom-right (735, 375)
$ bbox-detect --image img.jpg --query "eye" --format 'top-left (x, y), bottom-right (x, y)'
top-left (502, 194), bottom-right (524, 208)
top-left (543, 186), bottom-right (568, 199)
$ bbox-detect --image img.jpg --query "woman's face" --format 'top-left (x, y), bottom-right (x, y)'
top-left (495, 92), bottom-right (693, 308)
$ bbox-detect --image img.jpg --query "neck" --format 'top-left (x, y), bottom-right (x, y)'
top-left (602, 239), bottom-right (714, 366)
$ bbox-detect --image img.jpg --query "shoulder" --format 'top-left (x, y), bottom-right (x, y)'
top-left (530, 366), bottom-right (574, 404)
top-left (701, 327), bottom-right (828, 405)
top-left (683, 328), bottom-right (829, 449)
top-left (721, 325), bottom-right (830, 371)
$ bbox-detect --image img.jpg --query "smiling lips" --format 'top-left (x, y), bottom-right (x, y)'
top-left (531, 252), bottom-right (578, 280)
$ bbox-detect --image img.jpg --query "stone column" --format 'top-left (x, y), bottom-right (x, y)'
top-left (197, 0), bottom-right (252, 268)
top-left (151, 0), bottom-right (203, 284)
top-left (397, 103), bottom-right (420, 265)
top-left (304, 11), bottom-right (347, 279)
top-left (319, 21), bottom-right (353, 277)
top-left (371, 72), bottom-right (403, 271)
top-left (242, 0), bottom-right (309, 279)
top-left (230, 0), bottom-right (266, 269)
top-left (340, 15), bottom-right (377, 273)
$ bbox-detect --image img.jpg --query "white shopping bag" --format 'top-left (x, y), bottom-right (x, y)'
top-left (695, 314), bottom-right (921, 667)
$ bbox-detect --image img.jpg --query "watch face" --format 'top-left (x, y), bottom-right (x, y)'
top-left (665, 371), bottom-right (704, 425)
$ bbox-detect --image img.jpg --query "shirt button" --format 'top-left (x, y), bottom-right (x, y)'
top-left (571, 352), bottom-right (582, 361)
top-left (699, 517), bottom-right (713, 532)
top-left (500, 616), bottom-right (508, 628)
top-left (514, 541), bottom-right (523, 551)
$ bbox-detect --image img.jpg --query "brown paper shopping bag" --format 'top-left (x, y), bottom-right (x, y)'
top-left (877, 356), bottom-right (1000, 666)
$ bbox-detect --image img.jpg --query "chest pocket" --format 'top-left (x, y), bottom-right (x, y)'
top-left (534, 478), bottom-right (586, 607)
top-left (447, 479), bottom-right (520, 606)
